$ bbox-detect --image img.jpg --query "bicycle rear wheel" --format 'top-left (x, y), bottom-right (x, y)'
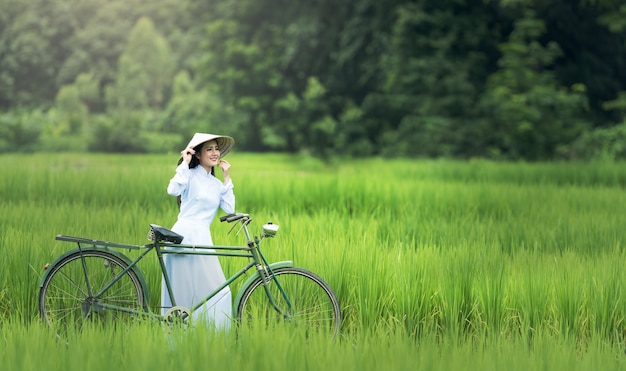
top-left (236, 267), bottom-right (341, 336)
top-left (38, 250), bottom-right (147, 334)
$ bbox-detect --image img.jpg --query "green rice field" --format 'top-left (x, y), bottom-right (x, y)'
top-left (2, 153), bottom-right (626, 370)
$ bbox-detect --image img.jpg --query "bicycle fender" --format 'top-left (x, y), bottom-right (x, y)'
top-left (38, 247), bottom-right (149, 301)
top-left (232, 260), bottom-right (294, 317)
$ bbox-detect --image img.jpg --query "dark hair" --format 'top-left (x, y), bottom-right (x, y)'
top-left (175, 142), bottom-right (215, 209)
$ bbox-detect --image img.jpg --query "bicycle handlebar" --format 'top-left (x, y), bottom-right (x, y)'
top-left (220, 213), bottom-right (249, 223)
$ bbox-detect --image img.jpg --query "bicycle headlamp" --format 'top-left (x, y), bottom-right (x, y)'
top-left (262, 222), bottom-right (279, 237)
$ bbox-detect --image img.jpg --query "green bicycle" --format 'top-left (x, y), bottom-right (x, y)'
top-left (38, 213), bottom-right (341, 335)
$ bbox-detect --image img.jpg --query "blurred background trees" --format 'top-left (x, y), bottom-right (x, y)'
top-left (1, 0), bottom-right (626, 160)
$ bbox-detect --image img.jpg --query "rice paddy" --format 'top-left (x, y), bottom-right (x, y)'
top-left (1, 153), bottom-right (626, 370)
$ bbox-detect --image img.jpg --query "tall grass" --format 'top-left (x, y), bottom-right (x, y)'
top-left (1, 320), bottom-right (625, 371)
top-left (2, 153), bottom-right (626, 369)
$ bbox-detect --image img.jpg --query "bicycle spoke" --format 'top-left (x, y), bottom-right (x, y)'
top-left (50, 270), bottom-right (89, 298)
top-left (39, 250), bottom-right (145, 336)
top-left (237, 267), bottom-right (341, 336)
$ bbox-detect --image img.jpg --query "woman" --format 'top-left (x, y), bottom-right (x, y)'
top-left (161, 132), bottom-right (235, 329)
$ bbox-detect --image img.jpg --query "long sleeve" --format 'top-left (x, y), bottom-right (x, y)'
top-left (220, 180), bottom-right (235, 214)
top-left (167, 162), bottom-right (192, 196)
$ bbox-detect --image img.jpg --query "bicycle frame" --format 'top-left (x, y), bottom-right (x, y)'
top-left (39, 218), bottom-right (295, 321)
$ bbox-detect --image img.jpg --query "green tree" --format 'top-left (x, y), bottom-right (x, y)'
top-left (57, 0), bottom-right (192, 113)
top-left (376, 0), bottom-right (500, 158)
top-left (105, 16), bottom-right (174, 112)
top-left (55, 85), bottom-right (88, 134)
top-left (273, 77), bottom-right (337, 158)
top-left (564, 3), bottom-right (626, 160)
top-left (56, 1), bottom-right (138, 113)
top-left (74, 73), bottom-right (100, 113)
top-left (531, 0), bottom-right (626, 125)
top-left (88, 113), bottom-right (146, 153)
top-left (0, 0), bottom-right (76, 108)
top-left (477, 10), bottom-right (589, 160)
top-left (163, 70), bottom-right (247, 146)
top-left (3, 0), bottom-right (626, 158)
top-left (0, 109), bottom-right (43, 152)
top-left (190, 0), bottom-right (389, 153)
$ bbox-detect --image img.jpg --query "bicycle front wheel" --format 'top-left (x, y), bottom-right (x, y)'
top-left (39, 250), bottom-right (147, 334)
top-left (236, 267), bottom-right (341, 336)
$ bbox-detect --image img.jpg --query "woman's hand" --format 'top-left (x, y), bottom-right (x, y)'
top-left (218, 159), bottom-right (231, 183)
top-left (181, 146), bottom-right (195, 164)
top-left (218, 159), bottom-right (230, 172)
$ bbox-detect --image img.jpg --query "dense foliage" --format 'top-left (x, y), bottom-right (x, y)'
top-left (1, 0), bottom-right (626, 160)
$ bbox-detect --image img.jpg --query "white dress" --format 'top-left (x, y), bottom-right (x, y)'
top-left (161, 162), bottom-right (235, 329)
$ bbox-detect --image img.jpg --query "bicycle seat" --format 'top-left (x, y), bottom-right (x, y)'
top-left (148, 224), bottom-right (184, 244)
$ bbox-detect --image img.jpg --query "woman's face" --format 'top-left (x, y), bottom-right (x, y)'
top-left (195, 140), bottom-right (221, 169)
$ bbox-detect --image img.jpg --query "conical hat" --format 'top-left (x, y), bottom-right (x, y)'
top-left (185, 133), bottom-right (235, 157)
